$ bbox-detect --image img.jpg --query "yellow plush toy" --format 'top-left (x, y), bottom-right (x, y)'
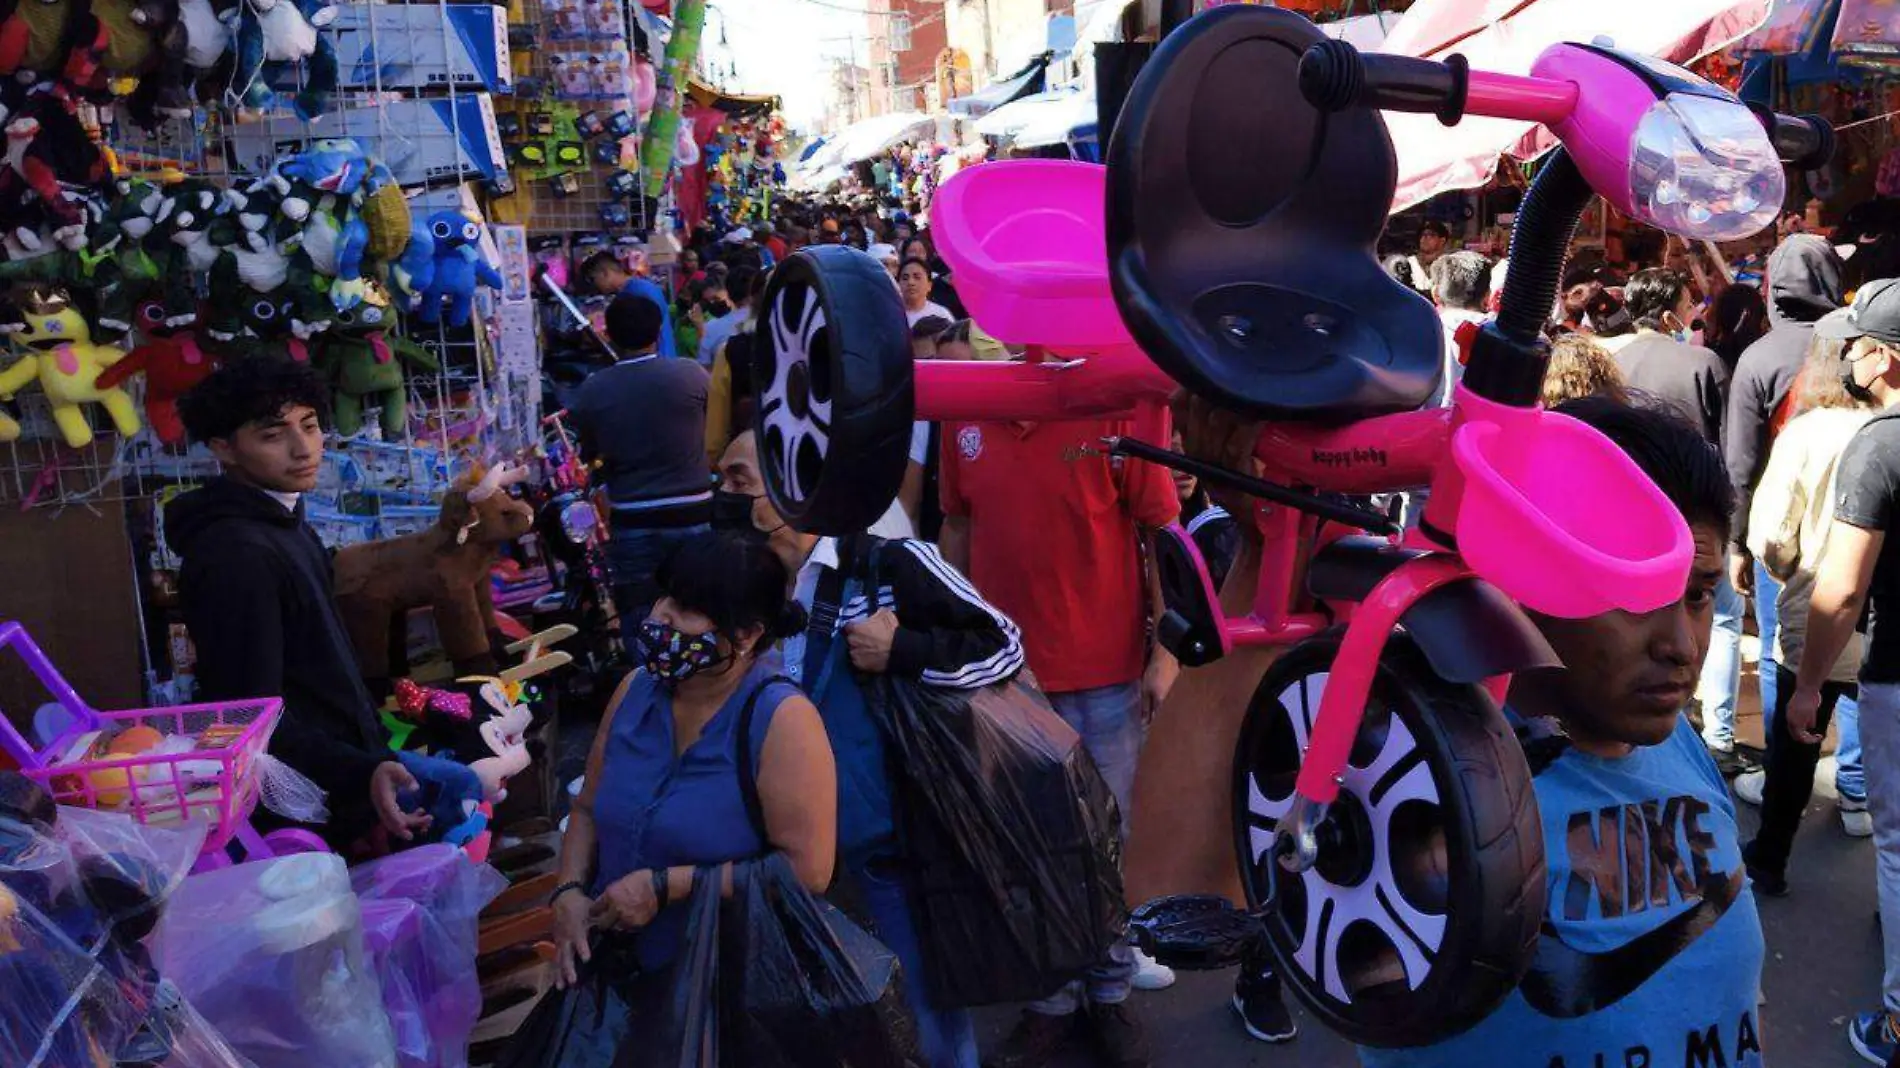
top-left (0, 288), bottom-right (140, 448)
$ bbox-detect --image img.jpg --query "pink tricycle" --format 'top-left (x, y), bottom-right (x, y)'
top-left (0, 621), bottom-right (328, 871)
top-left (749, 5), bottom-right (1832, 1047)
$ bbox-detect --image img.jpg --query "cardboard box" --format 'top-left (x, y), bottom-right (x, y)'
top-left (226, 95), bottom-right (507, 188)
top-left (268, 3), bottom-right (512, 93)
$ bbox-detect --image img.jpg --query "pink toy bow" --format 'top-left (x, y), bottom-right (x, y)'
top-left (393, 678), bottom-right (471, 721)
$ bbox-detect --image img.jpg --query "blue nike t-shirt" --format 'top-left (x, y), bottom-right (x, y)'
top-left (1361, 717), bottom-right (1765, 1068)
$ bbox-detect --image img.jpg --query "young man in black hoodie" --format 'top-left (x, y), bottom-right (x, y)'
top-left (170, 359), bottom-right (430, 848)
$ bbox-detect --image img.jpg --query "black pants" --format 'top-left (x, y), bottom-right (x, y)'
top-left (1747, 664), bottom-right (1856, 877)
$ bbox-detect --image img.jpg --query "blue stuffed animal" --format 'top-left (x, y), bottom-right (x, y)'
top-left (413, 211), bottom-right (502, 328)
top-left (386, 215), bottom-right (436, 313)
top-left (227, 0), bottom-right (338, 117)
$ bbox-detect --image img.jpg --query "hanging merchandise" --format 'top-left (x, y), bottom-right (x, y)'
top-left (226, 0), bottom-right (340, 117)
top-left (639, 0), bottom-right (707, 198)
top-left (1836, 0), bottom-right (1900, 68)
top-left (0, 287), bottom-right (144, 448)
top-left (1739, 0), bottom-right (1837, 55)
top-left (313, 285), bottom-right (442, 437)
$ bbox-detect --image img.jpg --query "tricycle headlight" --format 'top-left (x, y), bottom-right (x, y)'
top-left (1627, 92), bottom-right (1783, 243)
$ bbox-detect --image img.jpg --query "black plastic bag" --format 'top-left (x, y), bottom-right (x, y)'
top-left (496, 936), bottom-right (640, 1068)
top-left (623, 855), bottom-right (920, 1068)
top-left (871, 675), bottom-right (1127, 1007)
top-left (721, 855), bottom-right (922, 1068)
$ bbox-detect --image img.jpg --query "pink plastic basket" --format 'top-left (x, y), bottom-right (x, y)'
top-left (931, 159), bottom-right (1139, 351)
top-left (0, 621), bottom-right (281, 853)
top-left (1449, 392), bottom-right (1694, 619)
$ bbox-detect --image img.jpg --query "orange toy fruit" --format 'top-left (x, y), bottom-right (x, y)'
top-left (107, 725), bottom-right (163, 755)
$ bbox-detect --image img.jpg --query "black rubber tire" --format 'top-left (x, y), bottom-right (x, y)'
top-left (751, 246), bottom-right (915, 536)
top-left (1232, 630), bottom-right (1544, 1048)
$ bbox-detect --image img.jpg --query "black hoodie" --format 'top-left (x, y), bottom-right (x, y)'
top-left (1724, 234), bottom-right (1845, 551)
top-left (166, 477), bottom-right (388, 843)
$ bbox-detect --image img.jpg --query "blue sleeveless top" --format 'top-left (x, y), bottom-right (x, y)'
top-left (590, 663), bottom-right (801, 969)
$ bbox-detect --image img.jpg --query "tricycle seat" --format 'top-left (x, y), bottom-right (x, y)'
top-left (1105, 4), bottom-right (1444, 422)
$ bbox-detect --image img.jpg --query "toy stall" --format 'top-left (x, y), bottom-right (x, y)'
top-left (0, 0), bottom-right (757, 1062)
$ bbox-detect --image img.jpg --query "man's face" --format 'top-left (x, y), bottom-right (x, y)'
top-left (681, 251), bottom-right (698, 272)
top-left (589, 264), bottom-right (627, 296)
top-left (717, 433), bottom-right (794, 547)
top-left (1522, 522), bottom-right (1723, 749)
top-left (209, 403), bottom-right (325, 493)
top-left (1418, 229), bottom-right (1446, 257)
top-left (899, 263), bottom-right (931, 306)
top-left (1563, 282), bottom-right (1596, 318)
top-left (910, 336), bottom-right (937, 361)
top-left (1670, 291), bottom-right (1697, 333)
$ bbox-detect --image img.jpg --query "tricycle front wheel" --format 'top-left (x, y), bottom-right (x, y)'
top-left (1232, 630), bottom-right (1544, 1047)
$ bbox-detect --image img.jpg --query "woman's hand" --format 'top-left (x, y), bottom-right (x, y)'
top-left (590, 869), bottom-right (661, 931)
top-left (552, 890), bottom-right (593, 989)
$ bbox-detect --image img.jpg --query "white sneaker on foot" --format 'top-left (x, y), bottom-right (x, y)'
top-left (1733, 770), bottom-right (1765, 807)
top-left (1842, 797), bottom-right (1874, 838)
top-left (1131, 948), bottom-right (1176, 991)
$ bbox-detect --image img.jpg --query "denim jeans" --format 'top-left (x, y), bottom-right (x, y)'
top-left (1697, 569), bottom-right (1744, 748)
top-left (1027, 682), bottom-right (1143, 1013)
top-left (1757, 561), bottom-right (1865, 801)
top-left (607, 524), bottom-right (709, 627)
top-left (856, 859), bottom-right (978, 1068)
top-left (1856, 680), bottom-right (1900, 1012)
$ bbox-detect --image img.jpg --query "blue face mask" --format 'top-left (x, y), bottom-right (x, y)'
top-left (636, 620), bottom-right (728, 687)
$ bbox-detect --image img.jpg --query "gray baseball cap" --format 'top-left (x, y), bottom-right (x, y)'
top-left (1816, 278), bottom-right (1900, 345)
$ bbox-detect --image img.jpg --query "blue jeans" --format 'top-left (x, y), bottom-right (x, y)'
top-left (1027, 682), bottom-right (1143, 1014)
top-left (856, 860), bottom-right (978, 1068)
top-left (607, 524), bottom-right (709, 627)
top-left (1698, 569), bottom-right (1744, 747)
top-left (1756, 561), bottom-right (1863, 800)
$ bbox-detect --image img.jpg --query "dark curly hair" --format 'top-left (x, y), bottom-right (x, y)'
top-left (177, 357), bottom-right (330, 444)
top-left (655, 535), bottom-right (806, 643)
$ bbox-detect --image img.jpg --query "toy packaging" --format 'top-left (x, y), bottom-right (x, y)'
top-left (299, 2), bottom-right (514, 93)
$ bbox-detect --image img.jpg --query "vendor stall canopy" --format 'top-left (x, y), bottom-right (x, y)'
top-left (949, 53), bottom-right (1055, 118)
top-left (794, 111), bottom-right (937, 189)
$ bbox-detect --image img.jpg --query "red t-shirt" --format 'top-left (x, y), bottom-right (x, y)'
top-left (765, 236), bottom-right (789, 262)
top-left (938, 420), bottom-right (1179, 694)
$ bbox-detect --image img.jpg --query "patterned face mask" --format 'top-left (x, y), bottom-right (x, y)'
top-left (637, 619), bottom-right (727, 686)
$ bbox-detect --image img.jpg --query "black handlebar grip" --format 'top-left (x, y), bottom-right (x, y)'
top-left (1299, 40), bottom-right (1468, 126)
top-left (1747, 104), bottom-right (1835, 170)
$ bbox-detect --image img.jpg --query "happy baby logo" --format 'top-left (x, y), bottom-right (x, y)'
top-left (958, 426), bottom-right (983, 461)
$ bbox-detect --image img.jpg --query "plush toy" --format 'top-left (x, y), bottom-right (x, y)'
top-left (226, 0), bottom-right (336, 117)
top-left (385, 214), bottom-right (434, 312)
top-left (0, 287), bottom-right (140, 447)
top-left (0, 0), bottom-right (75, 76)
top-left (90, 302), bottom-right (214, 444)
top-left (333, 462), bottom-right (536, 693)
top-left (0, 96), bottom-right (111, 252)
top-left (149, 177), bottom-right (227, 326)
top-left (412, 210), bottom-right (502, 327)
top-left (313, 285), bottom-right (437, 437)
top-left (0, 178), bottom-right (166, 339)
top-left (279, 139), bottom-right (375, 310)
top-left (391, 748), bottom-right (487, 848)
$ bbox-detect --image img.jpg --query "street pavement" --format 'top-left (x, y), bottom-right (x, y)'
top-left (977, 656), bottom-right (1888, 1066)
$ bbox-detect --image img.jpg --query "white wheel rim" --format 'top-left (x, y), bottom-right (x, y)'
top-left (759, 282), bottom-right (833, 507)
top-left (1244, 671), bottom-right (1449, 1003)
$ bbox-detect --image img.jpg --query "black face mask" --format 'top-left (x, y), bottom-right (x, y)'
top-left (1845, 369), bottom-right (1879, 405)
top-left (712, 490), bottom-right (777, 544)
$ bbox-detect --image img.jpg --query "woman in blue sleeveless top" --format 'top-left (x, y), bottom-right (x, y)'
top-left (549, 536), bottom-right (836, 983)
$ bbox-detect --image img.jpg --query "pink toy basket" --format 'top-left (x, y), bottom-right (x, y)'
top-left (932, 159), bottom-right (1139, 351)
top-left (0, 621), bottom-right (281, 854)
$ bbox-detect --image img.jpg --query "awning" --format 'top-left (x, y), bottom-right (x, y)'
top-left (948, 53), bottom-right (1053, 118)
top-left (685, 77), bottom-right (780, 118)
top-left (977, 86), bottom-right (1098, 149)
top-left (799, 111), bottom-right (935, 173)
top-left (1380, 0), bottom-right (1772, 212)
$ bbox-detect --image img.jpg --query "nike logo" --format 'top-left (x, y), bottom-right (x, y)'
top-left (1519, 867), bottom-right (1743, 1019)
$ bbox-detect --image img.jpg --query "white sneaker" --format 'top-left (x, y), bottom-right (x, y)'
top-left (1131, 947), bottom-right (1176, 991)
top-left (1842, 797), bottom-right (1875, 839)
top-left (1704, 734), bottom-right (1736, 755)
top-left (1733, 770), bottom-right (1765, 807)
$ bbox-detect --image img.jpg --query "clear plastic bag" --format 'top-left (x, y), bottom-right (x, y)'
top-left (869, 676), bottom-right (1128, 1007)
top-left (352, 845), bottom-right (508, 1068)
top-left (154, 852), bottom-right (398, 1068)
top-left (0, 784), bottom-right (244, 1068)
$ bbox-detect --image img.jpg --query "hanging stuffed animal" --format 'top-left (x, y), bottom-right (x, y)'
top-left (151, 177), bottom-right (226, 326)
top-left (90, 301), bottom-right (214, 444)
top-left (384, 213), bottom-right (435, 313)
top-left (0, 176), bottom-right (166, 340)
top-left (412, 210), bottom-right (502, 327)
top-left (0, 286), bottom-right (140, 447)
top-left (0, 95), bottom-right (111, 254)
top-left (313, 283), bottom-right (437, 437)
top-left (278, 138), bottom-right (375, 309)
top-left (225, 0), bottom-right (335, 117)
top-left (0, 0), bottom-right (76, 77)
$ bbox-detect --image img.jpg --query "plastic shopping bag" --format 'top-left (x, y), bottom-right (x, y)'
top-left (354, 845), bottom-right (509, 1068)
top-left (494, 937), bottom-right (640, 1068)
top-left (621, 855), bottom-right (921, 1068)
top-left (154, 852), bottom-right (398, 1068)
top-left (870, 675), bottom-right (1127, 1007)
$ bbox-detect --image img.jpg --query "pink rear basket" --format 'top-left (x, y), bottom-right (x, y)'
top-left (931, 159), bottom-right (1138, 351)
top-left (1450, 396), bottom-right (1694, 619)
top-left (0, 621), bottom-right (281, 854)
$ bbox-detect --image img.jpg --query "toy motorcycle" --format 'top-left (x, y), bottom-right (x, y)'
top-left (746, 5), bottom-right (1831, 1048)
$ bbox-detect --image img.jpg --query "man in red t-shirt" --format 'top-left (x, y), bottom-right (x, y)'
top-left (940, 417), bottom-right (1179, 1068)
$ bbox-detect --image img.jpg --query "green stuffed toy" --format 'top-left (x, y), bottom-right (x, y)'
top-left (314, 288), bottom-right (436, 437)
top-left (0, 179), bottom-right (166, 340)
